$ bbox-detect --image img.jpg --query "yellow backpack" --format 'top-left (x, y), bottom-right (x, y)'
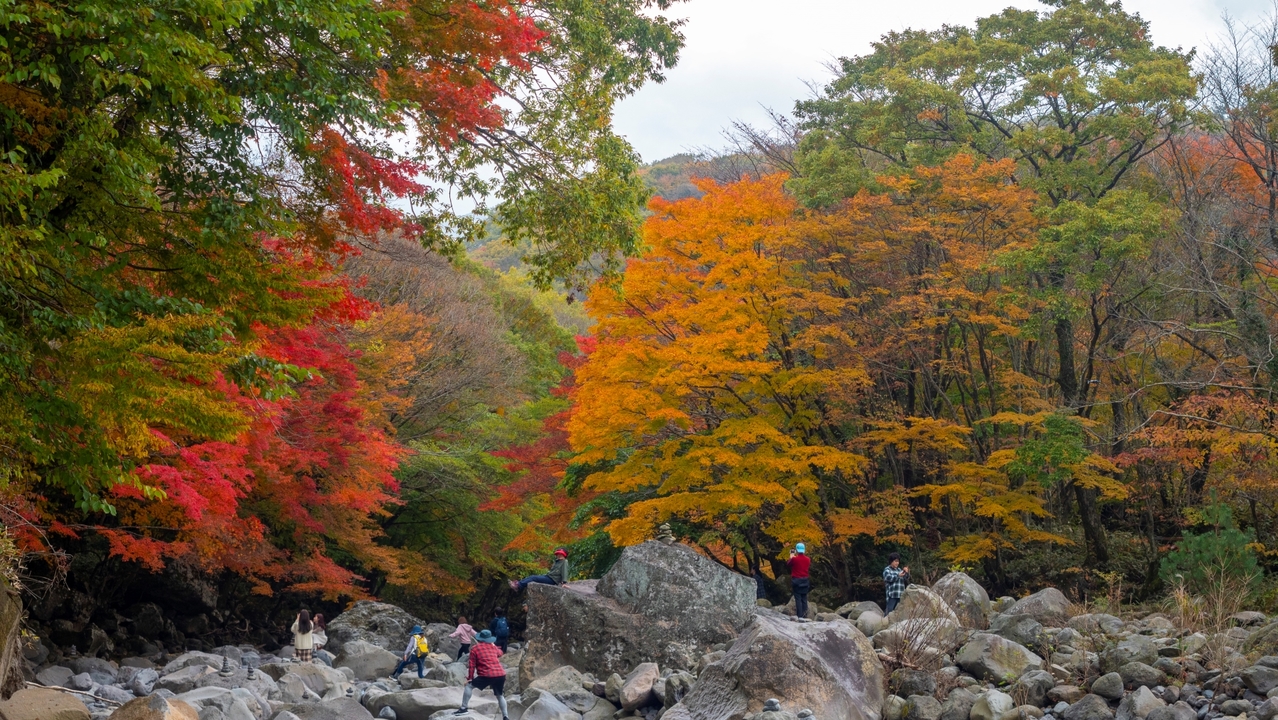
top-left (413, 634), bottom-right (430, 656)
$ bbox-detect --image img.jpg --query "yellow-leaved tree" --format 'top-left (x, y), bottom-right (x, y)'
top-left (568, 175), bottom-right (890, 566)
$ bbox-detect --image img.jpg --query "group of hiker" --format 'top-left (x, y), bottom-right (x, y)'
top-left (283, 543), bottom-right (910, 720)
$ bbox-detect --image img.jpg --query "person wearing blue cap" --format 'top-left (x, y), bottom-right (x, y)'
top-left (391, 624), bottom-right (431, 679)
top-left (453, 629), bottom-right (508, 720)
top-left (787, 543), bottom-right (811, 620)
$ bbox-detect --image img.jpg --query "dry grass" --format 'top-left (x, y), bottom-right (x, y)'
top-left (1161, 562), bottom-right (1258, 676)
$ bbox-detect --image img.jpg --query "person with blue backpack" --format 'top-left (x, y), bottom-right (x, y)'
top-left (489, 608), bottom-right (510, 653)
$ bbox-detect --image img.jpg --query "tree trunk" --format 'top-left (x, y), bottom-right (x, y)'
top-left (1073, 482), bottom-right (1110, 565)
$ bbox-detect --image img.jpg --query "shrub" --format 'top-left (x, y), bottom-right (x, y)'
top-left (1160, 504), bottom-right (1259, 596)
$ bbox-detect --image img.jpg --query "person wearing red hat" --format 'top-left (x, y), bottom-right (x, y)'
top-left (509, 547), bottom-right (570, 591)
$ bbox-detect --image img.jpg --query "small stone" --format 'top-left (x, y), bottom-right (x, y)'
top-left (1064, 695), bottom-right (1115, 720)
top-left (1093, 673), bottom-right (1125, 701)
top-left (798, 711), bottom-right (814, 720)
top-left (907, 695), bottom-right (943, 720)
top-left (764, 699), bottom-right (782, 712)
top-left (1217, 700), bottom-right (1251, 716)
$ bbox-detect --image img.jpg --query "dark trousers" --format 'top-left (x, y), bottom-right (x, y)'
top-left (497, 637), bottom-right (508, 653)
top-left (392, 655), bottom-right (425, 678)
top-left (457, 643), bottom-right (471, 660)
top-left (518, 575), bottom-right (556, 590)
top-left (791, 577), bottom-right (810, 618)
top-left (886, 596), bottom-right (900, 613)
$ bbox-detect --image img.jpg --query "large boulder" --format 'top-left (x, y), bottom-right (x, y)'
top-left (107, 695), bottom-right (200, 720)
top-left (0, 577), bottom-right (23, 699)
top-left (1100, 636), bottom-right (1158, 674)
top-left (0, 687), bottom-right (91, 720)
top-left (326, 601), bottom-right (427, 656)
top-left (886, 586), bottom-right (959, 625)
top-left (675, 612), bottom-right (885, 720)
top-left (955, 633), bottom-right (1043, 683)
top-left (289, 698), bottom-right (376, 720)
top-left (1004, 589), bottom-right (1070, 627)
top-left (990, 614), bottom-right (1043, 648)
top-left (336, 645), bottom-right (400, 681)
top-left (1068, 615), bottom-right (1124, 636)
top-left (932, 573), bottom-right (990, 630)
top-left (520, 541), bottom-right (754, 687)
top-left (366, 687), bottom-right (498, 720)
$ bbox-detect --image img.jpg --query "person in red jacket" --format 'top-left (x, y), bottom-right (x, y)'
top-left (453, 630), bottom-right (508, 720)
top-left (787, 543), bottom-right (811, 620)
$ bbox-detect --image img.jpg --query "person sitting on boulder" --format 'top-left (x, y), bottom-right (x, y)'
top-left (489, 607), bottom-right (510, 653)
top-left (291, 609), bottom-right (314, 662)
top-left (883, 552), bottom-right (911, 613)
top-left (449, 616), bottom-right (477, 659)
top-left (453, 629), bottom-right (509, 720)
top-left (787, 543), bottom-right (811, 620)
top-left (508, 547), bottom-right (569, 591)
top-left (312, 613), bottom-right (327, 652)
top-left (391, 624), bottom-right (431, 679)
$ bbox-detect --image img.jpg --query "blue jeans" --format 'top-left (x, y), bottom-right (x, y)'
top-left (886, 596), bottom-right (900, 613)
top-left (518, 575), bottom-right (556, 591)
top-left (392, 655), bottom-right (424, 678)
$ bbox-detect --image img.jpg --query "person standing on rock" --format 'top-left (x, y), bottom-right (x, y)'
top-left (883, 552), bottom-right (911, 613)
top-left (391, 624), bottom-right (430, 679)
top-left (787, 543), bottom-right (811, 620)
top-left (290, 609), bottom-right (314, 662)
top-left (449, 616), bottom-right (477, 659)
top-left (489, 608), bottom-right (510, 653)
top-left (453, 629), bottom-right (509, 720)
top-left (508, 547), bottom-right (569, 591)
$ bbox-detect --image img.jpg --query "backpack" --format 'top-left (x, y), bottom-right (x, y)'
top-left (413, 634), bottom-right (430, 656)
top-left (491, 617), bottom-right (509, 638)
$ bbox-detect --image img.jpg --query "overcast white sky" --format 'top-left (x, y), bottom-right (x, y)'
top-left (613, 0), bottom-right (1275, 164)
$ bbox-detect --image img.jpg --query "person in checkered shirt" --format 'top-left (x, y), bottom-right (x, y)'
top-left (453, 629), bottom-right (509, 720)
top-left (883, 552), bottom-right (911, 613)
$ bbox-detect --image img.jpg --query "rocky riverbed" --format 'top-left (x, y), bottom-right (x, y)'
top-left (2, 541), bottom-right (1277, 720)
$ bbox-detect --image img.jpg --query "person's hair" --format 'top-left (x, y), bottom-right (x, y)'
top-left (494, 607), bottom-right (505, 617)
top-left (458, 616), bottom-right (467, 625)
top-left (297, 609), bottom-right (313, 634)
top-left (312, 613), bottom-right (326, 630)
top-left (888, 552), bottom-right (900, 563)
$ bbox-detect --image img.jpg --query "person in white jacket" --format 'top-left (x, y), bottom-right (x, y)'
top-left (290, 610), bottom-right (315, 662)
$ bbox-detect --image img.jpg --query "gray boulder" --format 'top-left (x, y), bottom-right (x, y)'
top-left (326, 601), bottom-right (427, 656)
top-left (336, 646), bottom-right (400, 682)
top-left (838, 601), bottom-right (884, 619)
top-left (883, 696), bottom-right (908, 720)
top-left (891, 669), bottom-right (936, 698)
top-left (887, 586), bottom-right (960, 625)
top-left (520, 541), bottom-right (754, 687)
top-left (1005, 589), bottom-right (1070, 627)
top-left (1257, 698), bottom-right (1278, 720)
top-left (990, 614), bottom-right (1044, 648)
top-left (1217, 700), bottom-right (1252, 716)
top-left (1013, 670), bottom-right (1055, 707)
top-left (1091, 673), bottom-right (1124, 701)
top-left (1243, 665), bottom-right (1278, 695)
top-left (155, 665), bottom-right (214, 694)
top-left (970, 691), bottom-right (1014, 720)
top-left (290, 698), bottom-right (376, 720)
top-left (932, 573), bottom-right (991, 630)
top-left (70, 657), bottom-right (118, 685)
top-left (906, 695), bottom-right (942, 720)
top-left (1115, 686), bottom-right (1164, 720)
top-left (1068, 615), bottom-right (1124, 636)
top-left (940, 688), bottom-right (977, 720)
top-left (1064, 695), bottom-right (1114, 720)
top-left (36, 665), bottom-right (73, 687)
top-left (1101, 636), bottom-right (1158, 673)
top-left (618, 663), bottom-right (659, 711)
top-left (955, 633), bottom-right (1043, 683)
top-left (1117, 662), bottom-right (1165, 689)
top-left (677, 612), bottom-right (886, 720)
top-left (366, 687), bottom-right (498, 720)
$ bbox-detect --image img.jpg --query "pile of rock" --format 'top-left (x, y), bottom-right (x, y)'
top-left (8, 541), bottom-right (1278, 720)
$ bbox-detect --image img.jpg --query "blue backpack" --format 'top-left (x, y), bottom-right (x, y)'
top-left (491, 616), bottom-right (509, 638)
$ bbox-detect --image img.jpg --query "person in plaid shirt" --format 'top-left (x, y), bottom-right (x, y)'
top-left (453, 629), bottom-right (508, 720)
top-left (883, 552), bottom-right (911, 613)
